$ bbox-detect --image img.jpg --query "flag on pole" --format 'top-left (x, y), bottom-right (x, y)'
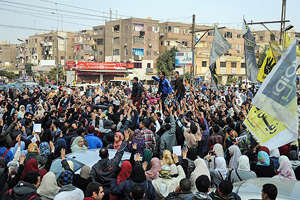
top-left (242, 19), bottom-right (259, 83)
top-left (283, 32), bottom-right (300, 56)
top-left (270, 42), bottom-right (282, 62)
top-left (245, 38), bottom-right (298, 150)
top-left (209, 26), bottom-right (231, 88)
top-left (257, 47), bottom-right (277, 82)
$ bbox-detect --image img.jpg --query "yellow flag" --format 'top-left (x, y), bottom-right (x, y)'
top-left (284, 32), bottom-right (300, 56)
top-left (257, 47), bottom-right (277, 82)
top-left (270, 42), bottom-right (282, 62)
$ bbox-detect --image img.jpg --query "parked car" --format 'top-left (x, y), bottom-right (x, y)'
top-left (21, 82), bottom-right (39, 92)
top-left (49, 148), bottom-right (131, 177)
top-left (233, 178), bottom-right (300, 200)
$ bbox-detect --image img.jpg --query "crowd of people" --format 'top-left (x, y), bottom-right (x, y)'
top-left (1, 70), bottom-right (298, 200)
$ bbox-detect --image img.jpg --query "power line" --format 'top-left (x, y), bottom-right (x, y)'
top-left (0, 24), bottom-right (52, 31)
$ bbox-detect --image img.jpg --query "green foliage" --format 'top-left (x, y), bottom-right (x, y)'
top-left (257, 50), bottom-right (267, 68)
top-left (184, 72), bottom-right (192, 81)
top-left (156, 47), bottom-right (178, 76)
top-left (226, 76), bottom-right (238, 85)
top-left (25, 63), bottom-right (34, 76)
top-left (48, 67), bottom-right (64, 82)
top-left (0, 70), bottom-right (17, 79)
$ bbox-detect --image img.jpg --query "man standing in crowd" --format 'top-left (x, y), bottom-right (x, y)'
top-left (132, 77), bottom-right (143, 111)
top-left (174, 71), bottom-right (185, 104)
top-left (84, 182), bottom-right (104, 200)
top-left (152, 72), bottom-right (172, 111)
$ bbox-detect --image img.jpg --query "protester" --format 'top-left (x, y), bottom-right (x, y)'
top-left (84, 182), bottom-right (104, 200)
top-left (209, 180), bottom-right (241, 200)
top-left (261, 184), bottom-right (278, 200)
top-left (190, 158), bottom-right (210, 193)
top-left (251, 151), bottom-right (276, 178)
top-left (37, 172), bottom-right (60, 200)
top-left (73, 166), bottom-right (93, 195)
top-left (230, 155), bottom-right (257, 183)
top-left (186, 175), bottom-right (212, 200)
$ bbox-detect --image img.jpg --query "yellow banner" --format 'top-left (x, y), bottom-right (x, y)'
top-left (244, 106), bottom-right (287, 144)
top-left (284, 32), bottom-right (300, 56)
top-left (257, 47), bottom-right (277, 82)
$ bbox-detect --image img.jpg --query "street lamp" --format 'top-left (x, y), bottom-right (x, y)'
top-left (284, 24), bottom-right (294, 32)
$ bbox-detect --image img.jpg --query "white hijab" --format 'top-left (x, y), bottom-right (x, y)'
top-left (238, 155), bottom-right (251, 171)
top-left (228, 145), bottom-right (242, 169)
top-left (37, 172), bottom-right (60, 199)
top-left (213, 143), bottom-right (224, 157)
top-left (215, 157), bottom-right (227, 180)
top-left (190, 158), bottom-right (210, 192)
top-left (278, 155), bottom-right (289, 167)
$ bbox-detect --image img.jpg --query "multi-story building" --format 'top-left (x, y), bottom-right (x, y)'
top-left (0, 41), bottom-right (18, 71)
top-left (74, 30), bottom-right (96, 62)
top-left (253, 30), bottom-right (280, 53)
top-left (93, 25), bottom-right (105, 62)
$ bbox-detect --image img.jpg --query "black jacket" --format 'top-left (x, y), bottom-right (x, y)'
top-left (165, 191), bottom-right (193, 200)
top-left (2, 181), bottom-right (41, 200)
top-left (132, 83), bottom-right (142, 99)
top-left (72, 174), bottom-right (93, 195)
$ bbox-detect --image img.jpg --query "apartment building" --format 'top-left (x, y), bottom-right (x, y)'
top-left (93, 25), bottom-right (105, 62)
top-left (74, 30), bottom-right (96, 62)
top-left (0, 41), bottom-right (18, 71)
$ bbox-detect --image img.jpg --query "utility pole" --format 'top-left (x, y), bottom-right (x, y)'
top-left (191, 14), bottom-right (195, 86)
top-left (56, 31), bottom-right (59, 85)
top-left (279, 0), bottom-right (287, 44)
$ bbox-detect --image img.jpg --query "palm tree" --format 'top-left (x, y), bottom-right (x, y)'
top-left (48, 67), bottom-right (64, 83)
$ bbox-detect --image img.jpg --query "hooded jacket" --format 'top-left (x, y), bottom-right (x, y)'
top-left (2, 181), bottom-right (41, 200)
top-left (91, 141), bottom-right (126, 188)
top-left (160, 115), bottom-right (177, 158)
top-left (164, 191), bottom-right (193, 200)
top-left (186, 192), bottom-right (212, 200)
top-left (209, 190), bottom-right (241, 200)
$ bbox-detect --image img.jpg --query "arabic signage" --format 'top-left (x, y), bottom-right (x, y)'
top-left (175, 52), bottom-right (194, 66)
top-left (65, 62), bottom-right (133, 70)
top-left (225, 56), bottom-right (241, 62)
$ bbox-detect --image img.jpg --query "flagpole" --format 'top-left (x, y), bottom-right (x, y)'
top-left (243, 18), bottom-right (248, 85)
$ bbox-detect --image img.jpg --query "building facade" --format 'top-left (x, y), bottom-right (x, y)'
top-left (74, 30), bottom-right (96, 62)
top-left (0, 41), bottom-right (18, 71)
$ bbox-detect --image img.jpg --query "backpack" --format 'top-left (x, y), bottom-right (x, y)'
top-left (2, 189), bottom-right (37, 200)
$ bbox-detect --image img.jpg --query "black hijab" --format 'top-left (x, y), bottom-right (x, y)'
top-left (130, 164), bottom-right (146, 183)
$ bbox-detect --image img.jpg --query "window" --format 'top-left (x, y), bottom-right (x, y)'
top-left (220, 62), bottom-right (226, 68)
top-left (161, 41), bottom-right (163, 45)
top-left (259, 36), bottom-right (264, 41)
top-left (153, 27), bottom-right (159, 33)
top-left (113, 25), bottom-right (120, 32)
top-left (35, 38), bottom-right (37, 43)
top-left (167, 41), bottom-right (170, 46)
top-left (147, 51), bottom-right (152, 56)
top-left (154, 51), bottom-right (158, 56)
top-left (133, 23), bottom-right (144, 31)
top-left (208, 31), bottom-right (213, 36)
top-left (171, 27), bottom-right (179, 34)
top-left (231, 62), bottom-right (237, 68)
top-left (147, 26), bottom-right (152, 31)
top-left (61, 56), bottom-right (64, 59)
top-left (236, 44), bottom-right (241, 51)
top-left (125, 49), bottom-right (128, 56)
top-left (132, 48), bottom-right (144, 56)
top-left (134, 63), bottom-right (142, 68)
top-left (97, 39), bottom-right (104, 45)
top-left (202, 61), bottom-right (207, 67)
top-left (113, 49), bottom-right (119, 55)
top-left (184, 29), bottom-right (189, 34)
top-left (81, 56), bottom-right (84, 59)
top-left (270, 34), bottom-right (276, 41)
top-left (237, 34), bottom-right (241, 38)
top-left (99, 51), bottom-right (102, 55)
top-left (241, 63), bottom-right (246, 68)
top-left (125, 26), bottom-right (129, 32)
top-left (224, 32), bottom-right (232, 38)
top-left (114, 37), bottom-right (120, 44)
top-left (147, 63), bottom-right (151, 68)
top-left (99, 28), bottom-right (103, 35)
top-left (93, 29), bottom-right (98, 35)
top-left (133, 36), bottom-right (144, 44)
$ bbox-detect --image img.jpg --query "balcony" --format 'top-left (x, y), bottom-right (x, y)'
top-left (146, 68), bottom-right (153, 73)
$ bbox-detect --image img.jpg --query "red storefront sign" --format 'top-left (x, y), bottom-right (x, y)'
top-left (66, 62), bottom-right (133, 70)
top-left (66, 61), bottom-right (76, 68)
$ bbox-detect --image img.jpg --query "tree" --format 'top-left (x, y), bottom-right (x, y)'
top-left (48, 67), bottom-right (64, 83)
top-left (0, 70), bottom-right (16, 79)
top-left (257, 49), bottom-right (267, 68)
top-left (156, 47), bottom-right (178, 76)
top-left (25, 63), bottom-right (34, 76)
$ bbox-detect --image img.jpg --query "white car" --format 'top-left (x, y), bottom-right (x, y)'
top-left (233, 178), bottom-right (300, 200)
top-left (50, 148), bottom-right (131, 176)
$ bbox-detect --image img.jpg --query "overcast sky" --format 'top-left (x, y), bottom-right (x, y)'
top-left (0, 0), bottom-right (299, 44)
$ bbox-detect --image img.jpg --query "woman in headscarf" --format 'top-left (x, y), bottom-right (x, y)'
top-left (251, 151), bottom-right (276, 177)
top-left (152, 164), bottom-right (186, 200)
top-left (35, 104), bottom-right (45, 119)
top-left (21, 157), bottom-right (52, 181)
top-left (129, 129), bottom-right (145, 156)
top-left (289, 150), bottom-right (300, 170)
top-left (145, 157), bottom-right (161, 181)
top-left (111, 164), bottom-right (157, 200)
top-left (39, 142), bottom-right (50, 159)
top-left (37, 172), bottom-right (60, 200)
top-left (230, 155), bottom-right (257, 183)
top-left (71, 136), bottom-right (88, 153)
top-left (25, 104), bottom-right (34, 115)
top-left (25, 143), bottom-right (47, 166)
top-left (142, 149), bottom-right (152, 171)
top-left (204, 143), bottom-right (224, 169)
top-left (17, 105), bottom-right (25, 119)
top-left (190, 158), bottom-right (210, 193)
top-left (113, 132), bottom-right (123, 150)
top-left (54, 138), bottom-right (67, 158)
top-left (270, 148), bottom-right (280, 169)
top-left (273, 161), bottom-right (296, 180)
top-left (161, 150), bottom-right (174, 166)
top-left (110, 161), bottom-right (132, 200)
top-left (73, 166), bottom-right (93, 194)
top-left (228, 145), bottom-right (242, 169)
top-left (278, 155), bottom-right (289, 167)
top-left (209, 157), bottom-right (228, 188)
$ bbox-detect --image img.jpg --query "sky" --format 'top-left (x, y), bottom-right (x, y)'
top-left (0, 0), bottom-right (299, 44)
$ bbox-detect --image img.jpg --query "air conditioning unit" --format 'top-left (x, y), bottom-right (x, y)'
top-left (134, 55), bottom-right (143, 61)
top-left (124, 43), bottom-right (127, 47)
top-left (149, 43), bottom-right (152, 47)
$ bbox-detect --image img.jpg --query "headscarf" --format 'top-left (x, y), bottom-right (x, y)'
top-left (215, 157), bottom-right (227, 180)
top-left (274, 161), bottom-right (296, 180)
top-left (134, 129), bottom-right (144, 141)
top-left (117, 161), bottom-right (132, 185)
top-left (54, 138), bottom-right (67, 157)
top-left (18, 105), bottom-right (25, 118)
top-left (113, 132), bottom-right (123, 150)
top-left (26, 104), bottom-right (34, 114)
top-left (258, 146), bottom-right (270, 156)
top-left (228, 145), bottom-right (242, 169)
top-left (21, 159), bottom-right (47, 180)
top-left (28, 143), bottom-right (39, 153)
top-left (35, 104), bottom-right (45, 118)
top-left (289, 150), bottom-right (298, 161)
top-left (37, 172), bottom-right (60, 199)
top-left (10, 141), bottom-right (27, 156)
top-left (257, 151), bottom-right (270, 166)
top-left (142, 149), bottom-right (152, 171)
top-left (71, 136), bottom-right (87, 153)
top-left (238, 155), bottom-right (251, 171)
top-left (130, 164), bottom-right (146, 183)
top-left (270, 148), bottom-right (280, 158)
top-left (80, 166), bottom-right (91, 179)
top-left (159, 164), bottom-right (171, 179)
top-left (145, 158), bottom-right (161, 181)
top-left (279, 155), bottom-right (289, 166)
top-left (213, 143), bottom-right (224, 157)
top-left (161, 150), bottom-right (174, 166)
top-left (39, 142), bottom-right (50, 157)
top-left (190, 158), bottom-right (210, 190)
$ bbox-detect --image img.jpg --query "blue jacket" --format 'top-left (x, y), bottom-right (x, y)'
top-left (0, 147), bottom-right (13, 164)
top-left (85, 134), bottom-right (103, 149)
top-left (152, 76), bottom-right (172, 94)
